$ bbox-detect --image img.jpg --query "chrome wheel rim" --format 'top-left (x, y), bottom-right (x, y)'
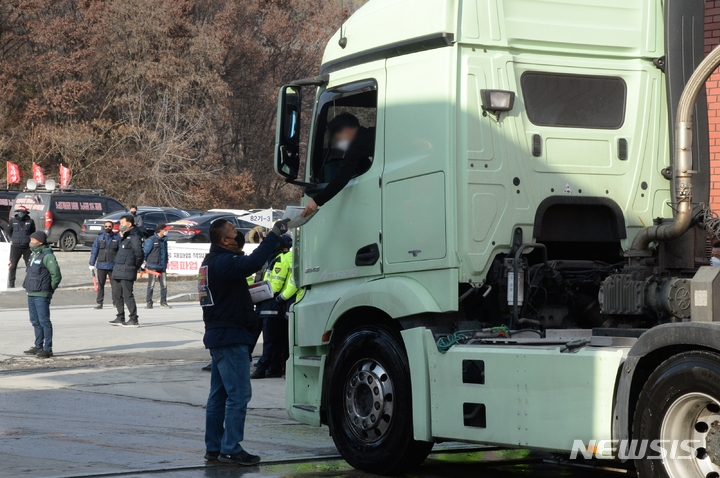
top-left (660, 392), bottom-right (720, 478)
top-left (344, 359), bottom-right (394, 443)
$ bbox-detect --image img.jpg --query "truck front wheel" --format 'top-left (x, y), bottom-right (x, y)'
top-left (326, 325), bottom-right (433, 475)
top-left (633, 350), bottom-right (720, 478)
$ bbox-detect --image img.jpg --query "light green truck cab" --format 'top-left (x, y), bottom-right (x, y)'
top-left (274, 1), bottom-right (720, 476)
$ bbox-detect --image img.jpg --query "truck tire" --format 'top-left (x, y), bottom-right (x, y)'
top-left (325, 325), bottom-right (433, 475)
top-left (59, 230), bottom-right (77, 251)
top-left (632, 350), bottom-right (720, 478)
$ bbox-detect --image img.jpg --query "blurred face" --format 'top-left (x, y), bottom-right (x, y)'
top-left (104, 221), bottom-right (114, 234)
top-left (130, 208), bottom-right (137, 215)
top-left (29, 238), bottom-right (42, 250)
top-left (157, 228), bottom-right (166, 238)
top-left (713, 247), bottom-right (720, 260)
top-left (333, 126), bottom-right (359, 151)
top-left (119, 217), bottom-right (130, 232)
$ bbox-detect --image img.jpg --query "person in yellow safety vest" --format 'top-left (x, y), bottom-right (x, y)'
top-left (278, 267), bottom-right (302, 304)
top-left (251, 233), bottom-right (293, 379)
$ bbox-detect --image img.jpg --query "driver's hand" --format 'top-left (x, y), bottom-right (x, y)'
top-left (302, 199), bottom-right (318, 218)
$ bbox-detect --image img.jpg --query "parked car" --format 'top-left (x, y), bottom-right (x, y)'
top-left (80, 206), bottom-right (192, 246)
top-left (0, 189), bottom-right (21, 236)
top-left (12, 188), bottom-right (126, 251)
top-left (165, 213), bottom-right (258, 243)
top-left (206, 208), bottom-right (251, 216)
top-left (183, 209), bottom-right (205, 216)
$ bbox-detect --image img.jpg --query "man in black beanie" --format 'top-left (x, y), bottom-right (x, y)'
top-left (22, 231), bottom-right (62, 359)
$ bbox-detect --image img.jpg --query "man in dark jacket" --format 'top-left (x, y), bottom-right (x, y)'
top-left (200, 217), bottom-right (288, 466)
top-left (89, 220), bottom-right (120, 309)
top-left (108, 215), bottom-right (144, 328)
top-left (22, 231), bottom-right (61, 359)
top-left (143, 222), bottom-right (170, 309)
top-left (7, 205), bottom-right (36, 288)
top-left (301, 113), bottom-right (375, 217)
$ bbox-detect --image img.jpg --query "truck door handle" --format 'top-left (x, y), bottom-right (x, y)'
top-left (355, 244), bottom-right (380, 266)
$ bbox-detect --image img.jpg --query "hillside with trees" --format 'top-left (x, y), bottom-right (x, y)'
top-left (0, 0), bottom-right (364, 208)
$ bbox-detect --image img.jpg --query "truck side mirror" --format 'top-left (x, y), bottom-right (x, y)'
top-left (275, 85), bottom-right (302, 180)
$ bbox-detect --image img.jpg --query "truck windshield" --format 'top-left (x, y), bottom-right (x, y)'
top-left (311, 80), bottom-right (377, 183)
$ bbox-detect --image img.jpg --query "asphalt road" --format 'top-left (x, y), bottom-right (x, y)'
top-left (0, 273), bottom-right (625, 478)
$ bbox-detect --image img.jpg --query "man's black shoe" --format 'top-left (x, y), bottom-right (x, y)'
top-left (7, 282), bottom-right (14, 288)
top-left (108, 318), bottom-right (125, 326)
top-left (24, 346), bottom-right (42, 355)
top-left (265, 372), bottom-right (283, 379)
top-left (160, 303), bottom-right (172, 309)
top-left (204, 451), bottom-right (220, 462)
top-left (218, 450), bottom-right (261, 466)
top-left (250, 369), bottom-right (267, 379)
top-left (123, 320), bottom-right (140, 328)
top-left (37, 349), bottom-right (53, 359)
top-left (202, 363), bottom-right (212, 372)
top-left (93, 304), bottom-right (103, 310)
top-left (145, 303), bottom-right (153, 309)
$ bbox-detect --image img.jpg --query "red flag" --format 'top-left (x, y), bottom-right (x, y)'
top-left (59, 164), bottom-right (71, 189)
top-left (32, 163), bottom-right (44, 184)
top-left (6, 161), bottom-right (20, 184)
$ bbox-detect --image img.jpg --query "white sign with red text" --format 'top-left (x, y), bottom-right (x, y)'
top-left (166, 242), bottom-right (259, 276)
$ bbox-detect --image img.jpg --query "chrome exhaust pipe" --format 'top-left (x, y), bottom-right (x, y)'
top-left (632, 45), bottom-right (720, 251)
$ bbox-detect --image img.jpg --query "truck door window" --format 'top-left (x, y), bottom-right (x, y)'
top-left (311, 81), bottom-right (377, 184)
top-left (521, 72), bottom-right (626, 129)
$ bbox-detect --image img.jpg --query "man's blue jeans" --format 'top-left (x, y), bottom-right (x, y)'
top-left (28, 296), bottom-right (52, 350)
top-left (205, 344), bottom-right (252, 455)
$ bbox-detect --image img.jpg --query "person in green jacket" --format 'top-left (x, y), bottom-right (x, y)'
top-left (22, 231), bottom-right (62, 359)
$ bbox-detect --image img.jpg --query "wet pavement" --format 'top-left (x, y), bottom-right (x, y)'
top-left (36, 451), bottom-right (629, 477)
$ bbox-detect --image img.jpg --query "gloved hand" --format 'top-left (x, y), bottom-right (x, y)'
top-left (140, 262), bottom-right (147, 271)
top-left (89, 265), bottom-right (94, 272)
top-left (276, 295), bottom-right (287, 305)
top-left (271, 218), bottom-right (290, 236)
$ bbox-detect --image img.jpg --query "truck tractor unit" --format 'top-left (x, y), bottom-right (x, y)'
top-left (273, 1), bottom-right (720, 476)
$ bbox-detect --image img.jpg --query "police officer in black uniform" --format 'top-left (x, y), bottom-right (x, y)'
top-left (7, 205), bottom-right (36, 288)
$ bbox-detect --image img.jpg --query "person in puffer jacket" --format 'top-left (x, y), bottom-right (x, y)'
top-left (107, 215), bottom-right (144, 328)
top-left (89, 220), bottom-right (120, 310)
top-left (22, 231), bottom-right (61, 359)
top-left (8, 205), bottom-right (36, 288)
